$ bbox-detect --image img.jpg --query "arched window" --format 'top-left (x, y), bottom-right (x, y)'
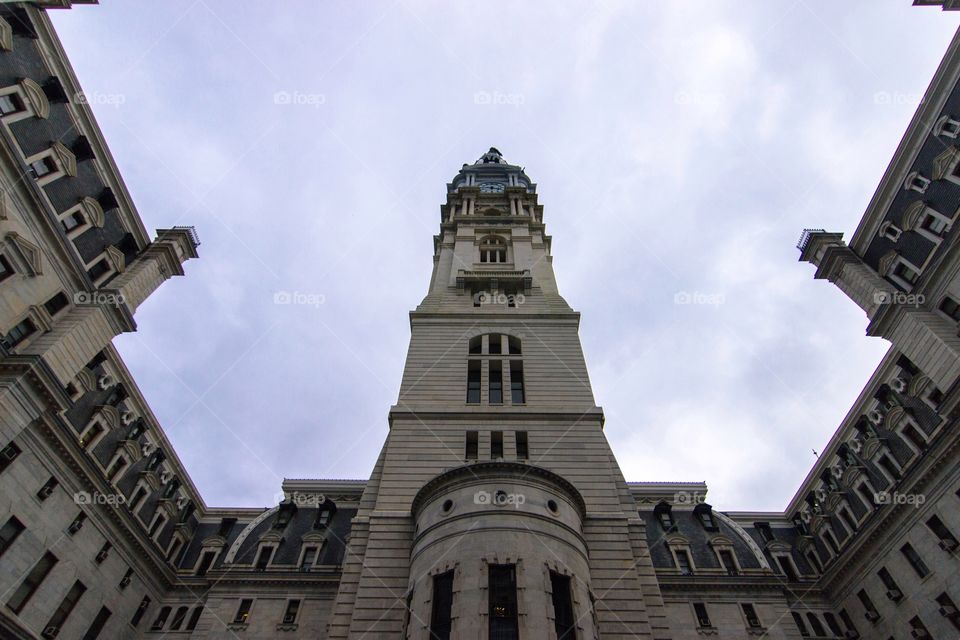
top-left (479, 236), bottom-right (507, 263)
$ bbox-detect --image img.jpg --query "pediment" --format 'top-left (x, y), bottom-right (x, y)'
top-left (932, 145), bottom-right (960, 180)
top-left (18, 78), bottom-right (49, 119)
top-left (4, 231), bottom-right (43, 276)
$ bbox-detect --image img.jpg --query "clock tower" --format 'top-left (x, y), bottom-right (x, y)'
top-left (325, 149), bottom-right (670, 639)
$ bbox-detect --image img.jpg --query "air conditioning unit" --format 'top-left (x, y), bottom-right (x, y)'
top-left (939, 539), bottom-right (958, 552)
top-left (119, 575), bottom-right (131, 588)
top-left (939, 605), bottom-right (958, 618)
top-left (865, 611), bottom-right (880, 622)
top-left (886, 589), bottom-right (903, 601)
top-left (911, 629), bottom-right (930, 639)
top-left (67, 520), bottom-right (83, 534)
top-left (283, 614), bottom-right (296, 624)
top-left (41, 626), bottom-right (59, 639)
top-left (38, 485), bottom-right (55, 499)
top-left (95, 549), bottom-right (109, 563)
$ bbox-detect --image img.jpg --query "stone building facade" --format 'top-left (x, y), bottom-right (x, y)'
top-left (0, 2), bottom-right (959, 639)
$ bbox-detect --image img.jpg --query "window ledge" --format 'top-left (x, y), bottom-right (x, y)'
top-left (747, 628), bottom-right (768, 636)
top-left (696, 626), bottom-right (718, 636)
top-left (276, 623), bottom-right (299, 632)
top-left (227, 623), bottom-right (248, 631)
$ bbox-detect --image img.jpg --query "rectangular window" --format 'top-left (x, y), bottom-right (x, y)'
top-left (429, 570), bottom-right (454, 640)
top-left (79, 422), bottom-right (104, 450)
top-left (936, 593), bottom-right (960, 631)
top-left (693, 602), bottom-right (712, 628)
top-left (926, 515), bottom-right (959, 550)
top-left (0, 442), bottom-right (21, 474)
top-left (491, 431), bottom-right (503, 459)
top-left (489, 334), bottom-right (502, 354)
top-left (550, 571), bottom-right (576, 640)
top-left (839, 508), bottom-right (858, 535)
top-left (719, 549), bottom-right (738, 575)
top-left (61, 210), bottom-right (86, 234)
top-left (300, 546), bottom-right (318, 571)
top-left (37, 476), bottom-right (58, 501)
top-left (169, 606), bottom-right (188, 630)
top-left (196, 550), bottom-right (216, 576)
top-left (466, 360), bottom-right (481, 404)
top-left (675, 549), bottom-right (693, 575)
top-left (283, 599), bottom-right (301, 624)
top-left (791, 612), bottom-right (809, 637)
top-left (909, 616), bottom-right (931, 638)
top-left (893, 261), bottom-right (919, 284)
top-left (148, 513), bottom-right (166, 538)
top-left (255, 546), bottom-right (273, 570)
top-left (515, 431), bottom-right (528, 459)
top-left (0, 254), bottom-right (14, 282)
top-left (45, 580), bottom-right (87, 635)
top-left (119, 568), bottom-right (133, 590)
top-left (87, 258), bottom-right (110, 283)
top-left (29, 156), bottom-right (56, 178)
top-left (0, 93), bottom-right (24, 115)
top-left (489, 361), bottom-right (503, 404)
top-left (8, 551), bottom-right (58, 613)
top-left (510, 361), bottom-right (525, 404)
top-left (43, 292), bottom-right (69, 317)
top-left (233, 599), bottom-right (253, 624)
top-left (465, 431), bottom-right (478, 460)
top-left (106, 455), bottom-right (127, 481)
top-left (856, 483), bottom-right (875, 510)
top-left (0, 516), bottom-right (25, 558)
top-left (877, 567), bottom-right (901, 599)
top-left (95, 541), bottom-right (111, 564)
top-left (67, 511), bottom-right (86, 535)
top-left (741, 603), bottom-right (762, 629)
top-left (839, 608), bottom-right (857, 635)
top-left (900, 543), bottom-right (930, 578)
top-left (186, 606), bottom-right (203, 631)
top-left (805, 550), bottom-right (823, 573)
top-left (776, 555), bottom-right (798, 581)
top-left (877, 454), bottom-right (900, 483)
top-left (130, 596), bottom-right (151, 628)
top-left (823, 612), bottom-right (844, 636)
top-left (489, 564), bottom-right (519, 640)
top-left (6, 317), bottom-right (36, 346)
top-left (81, 606), bottom-right (111, 640)
top-left (939, 296), bottom-right (960, 321)
top-left (857, 589), bottom-right (878, 618)
top-left (901, 422), bottom-right (927, 453)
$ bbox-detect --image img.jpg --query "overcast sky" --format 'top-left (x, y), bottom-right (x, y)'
top-left (50, 1), bottom-right (959, 512)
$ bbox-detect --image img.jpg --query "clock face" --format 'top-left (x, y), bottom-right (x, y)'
top-left (479, 182), bottom-right (505, 193)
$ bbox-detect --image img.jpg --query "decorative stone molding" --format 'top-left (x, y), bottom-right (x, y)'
top-left (93, 404), bottom-right (121, 430)
top-left (75, 368), bottom-right (96, 392)
top-left (903, 171), bottom-right (931, 193)
top-left (908, 373), bottom-right (932, 398)
top-left (51, 141), bottom-right (77, 177)
top-left (902, 200), bottom-right (927, 231)
top-left (877, 250), bottom-right (897, 277)
top-left (0, 16), bottom-right (12, 51)
top-left (3, 232), bottom-right (42, 276)
top-left (79, 196), bottom-right (104, 228)
top-left (932, 145), bottom-right (960, 179)
top-left (17, 78), bottom-right (49, 119)
top-left (104, 245), bottom-right (125, 274)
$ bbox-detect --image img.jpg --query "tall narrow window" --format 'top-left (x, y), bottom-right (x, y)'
top-left (693, 603), bottom-right (712, 628)
top-left (0, 254), bottom-right (14, 282)
top-left (81, 606), bottom-right (111, 640)
top-left (806, 613), bottom-right (826, 638)
top-left (491, 431), bottom-right (504, 459)
top-left (151, 606), bottom-right (171, 631)
top-left (878, 567), bottom-right (902, 600)
top-left (8, 551), bottom-right (58, 613)
top-left (196, 550), bottom-right (216, 576)
top-left (936, 593), bottom-right (960, 631)
top-left (515, 431), bottom-right (529, 459)
top-left (927, 515), bottom-right (959, 550)
top-left (510, 361), bottom-right (525, 404)
top-left (857, 589), bottom-right (879, 620)
top-left (45, 581), bottom-right (87, 636)
top-left (901, 422), bottom-right (928, 453)
top-left (466, 361), bottom-right (481, 404)
top-left (169, 606), bottom-right (188, 631)
top-left (283, 599), bottom-right (301, 624)
top-left (805, 550), bottom-right (823, 573)
top-left (791, 612), bottom-right (809, 637)
top-left (508, 336), bottom-right (521, 354)
top-left (233, 599), bottom-right (253, 624)
top-left (0, 516), bottom-right (25, 558)
top-left (489, 334), bottom-right (502, 354)
top-left (550, 571), bottom-right (576, 640)
top-left (775, 555), bottom-right (797, 581)
top-left (719, 549), bottom-right (738, 575)
top-left (489, 361), bottom-right (503, 404)
top-left (300, 546), bottom-right (318, 571)
top-left (430, 570), bottom-right (454, 640)
top-left (185, 606), bottom-right (203, 631)
top-left (741, 603), bottom-right (762, 629)
top-left (839, 508), bottom-right (858, 535)
top-left (489, 564), bottom-right (519, 640)
top-left (838, 608), bottom-right (858, 636)
top-left (901, 543), bottom-right (930, 577)
top-left (255, 546), bottom-right (273, 570)
top-left (877, 454), bottom-right (900, 483)
top-left (130, 596), bottom-right (151, 628)
top-left (5, 318), bottom-right (36, 346)
top-left (856, 483), bottom-right (875, 511)
top-left (675, 549), bottom-right (693, 575)
top-left (823, 613), bottom-right (843, 636)
top-left (465, 431), bottom-right (478, 460)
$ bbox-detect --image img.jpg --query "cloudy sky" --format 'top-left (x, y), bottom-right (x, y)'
top-left (50, 2), bottom-right (959, 511)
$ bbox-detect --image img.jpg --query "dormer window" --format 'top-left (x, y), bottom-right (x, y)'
top-left (29, 156), bottom-right (56, 178)
top-left (654, 503), bottom-right (675, 532)
top-left (694, 503), bottom-right (718, 531)
top-left (878, 221), bottom-right (902, 242)
top-left (0, 92), bottom-right (24, 116)
top-left (904, 172), bottom-right (931, 193)
top-left (935, 114), bottom-right (960, 138)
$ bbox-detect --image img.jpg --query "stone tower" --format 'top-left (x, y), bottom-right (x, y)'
top-left (326, 148), bottom-right (669, 639)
